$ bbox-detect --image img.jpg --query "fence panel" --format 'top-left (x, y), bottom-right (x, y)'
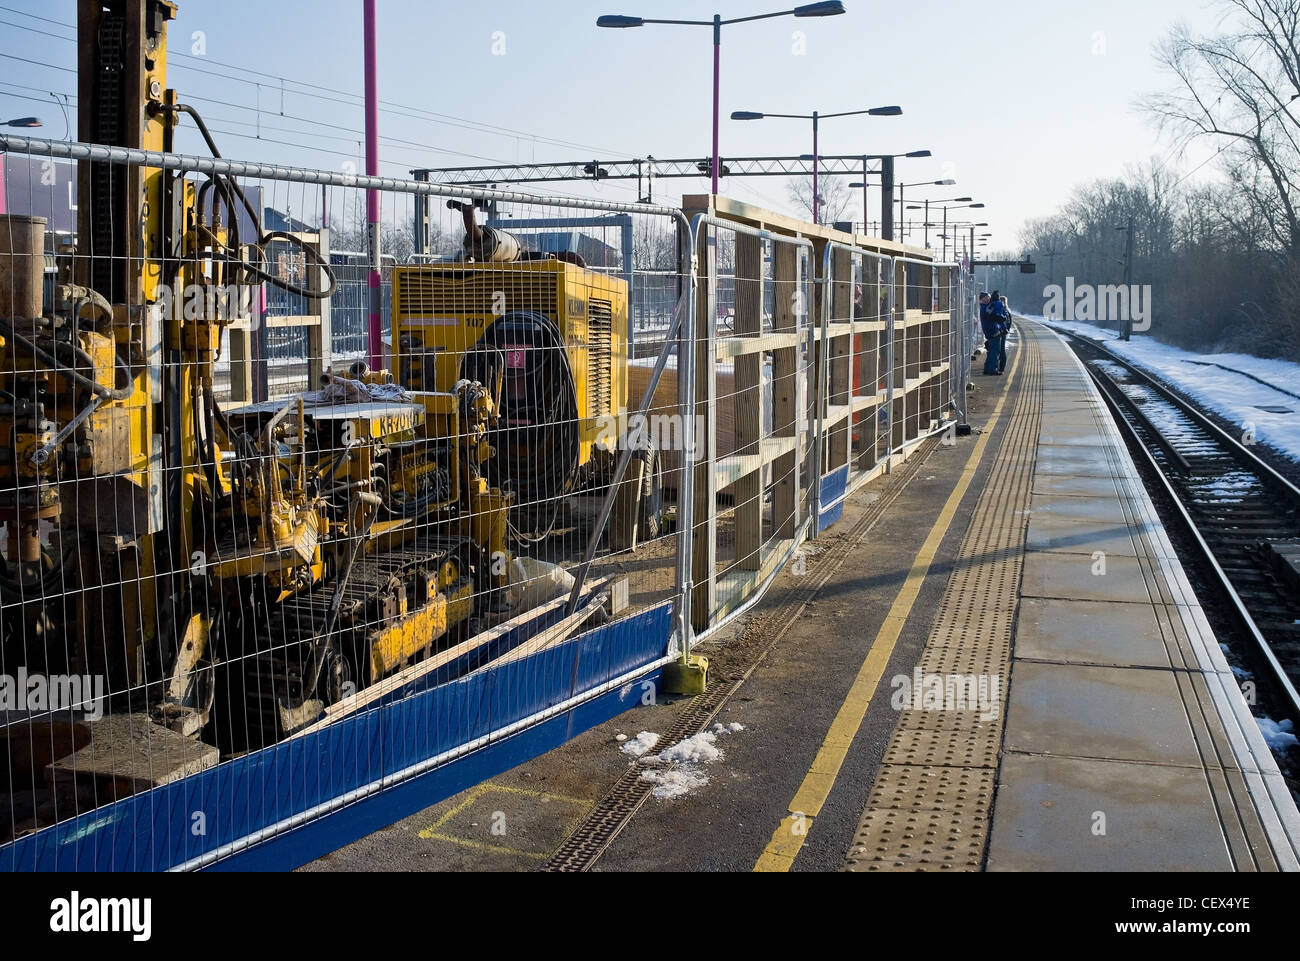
top-left (0, 134), bottom-right (692, 869)
top-left (0, 132), bottom-right (977, 870)
top-left (682, 216), bottom-right (816, 636)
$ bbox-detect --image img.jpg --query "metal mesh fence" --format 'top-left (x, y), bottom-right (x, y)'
top-left (0, 134), bottom-right (974, 869)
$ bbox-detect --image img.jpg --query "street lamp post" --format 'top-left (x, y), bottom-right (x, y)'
top-left (892, 179), bottom-right (954, 243)
top-left (599, 3), bottom-right (847, 198)
top-left (732, 105), bottom-right (902, 224)
top-left (907, 199), bottom-right (981, 258)
top-left (846, 150), bottom-right (930, 234)
top-left (947, 221), bottom-right (988, 265)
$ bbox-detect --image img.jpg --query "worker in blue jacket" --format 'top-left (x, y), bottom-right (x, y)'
top-left (992, 293), bottom-right (1012, 374)
top-left (979, 292), bottom-right (1004, 375)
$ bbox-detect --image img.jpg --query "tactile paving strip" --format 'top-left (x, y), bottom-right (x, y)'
top-left (846, 767), bottom-right (996, 871)
top-left (844, 327), bottom-right (1044, 872)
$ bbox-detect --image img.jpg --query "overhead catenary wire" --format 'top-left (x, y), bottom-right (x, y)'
top-left (0, 6), bottom-right (784, 213)
top-left (0, 7), bottom-right (634, 158)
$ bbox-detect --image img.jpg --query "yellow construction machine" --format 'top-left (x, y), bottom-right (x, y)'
top-left (0, 0), bottom-right (524, 816)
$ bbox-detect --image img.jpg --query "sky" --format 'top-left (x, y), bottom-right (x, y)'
top-left (0, 0), bottom-right (1234, 252)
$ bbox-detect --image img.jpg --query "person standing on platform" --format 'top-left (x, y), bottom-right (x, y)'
top-left (995, 294), bottom-right (1012, 374)
top-left (979, 292), bottom-right (1004, 375)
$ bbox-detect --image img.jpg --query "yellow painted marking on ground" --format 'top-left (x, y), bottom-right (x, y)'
top-left (474, 782), bottom-right (590, 806)
top-left (417, 781), bottom-right (593, 861)
top-left (754, 350), bottom-right (1024, 873)
top-left (419, 784), bottom-right (491, 836)
top-left (419, 832), bottom-right (550, 860)
top-left (417, 781), bottom-right (590, 839)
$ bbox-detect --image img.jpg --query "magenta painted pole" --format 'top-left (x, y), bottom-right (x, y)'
top-left (711, 15), bottom-right (721, 198)
top-left (364, 0), bottom-right (382, 371)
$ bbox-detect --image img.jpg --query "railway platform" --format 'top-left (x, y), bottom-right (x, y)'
top-left (845, 321), bottom-right (1300, 872)
top-left (307, 320), bottom-right (1300, 873)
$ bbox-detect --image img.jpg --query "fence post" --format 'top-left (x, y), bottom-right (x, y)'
top-left (308, 226), bottom-right (332, 386)
top-left (690, 222), bottom-right (718, 635)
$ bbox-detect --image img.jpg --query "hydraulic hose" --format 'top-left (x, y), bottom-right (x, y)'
top-left (159, 102), bottom-right (338, 300)
top-left (0, 318), bottom-right (134, 402)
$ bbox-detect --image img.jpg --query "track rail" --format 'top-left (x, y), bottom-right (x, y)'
top-left (1059, 331), bottom-right (1300, 721)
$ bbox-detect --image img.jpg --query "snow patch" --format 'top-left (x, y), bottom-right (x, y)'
top-left (658, 731), bottom-right (723, 765)
top-left (619, 731), bottom-right (660, 758)
top-left (638, 766), bottom-right (709, 799)
top-left (1040, 317), bottom-right (1300, 463)
top-left (632, 723), bottom-right (746, 799)
top-left (1257, 717), bottom-right (1299, 753)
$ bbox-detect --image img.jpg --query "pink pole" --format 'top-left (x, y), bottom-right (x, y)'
top-left (364, 0), bottom-right (382, 371)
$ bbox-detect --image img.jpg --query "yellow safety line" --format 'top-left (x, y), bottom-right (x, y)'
top-left (754, 351), bottom-right (1024, 872)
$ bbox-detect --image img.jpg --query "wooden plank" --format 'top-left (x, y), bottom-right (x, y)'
top-left (892, 260), bottom-right (906, 451)
top-left (487, 592), bottom-right (612, 668)
top-left (293, 577), bottom-right (614, 737)
top-left (733, 232), bottom-right (763, 572)
top-left (829, 248), bottom-right (852, 472)
top-left (262, 313), bottom-right (323, 330)
top-left (715, 331), bottom-right (800, 358)
top-left (823, 403), bottom-right (853, 430)
top-left (813, 321), bottom-right (858, 341)
top-left (227, 326), bottom-right (254, 404)
top-left (714, 436), bottom-right (798, 490)
top-left (715, 537), bottom-right (797, 625)
top-left (772, 240), bottom-right (801, 541)
top-left (609, 453), bottom-right (644, 553)
top-left (681, 194), bottom-right (936, 261)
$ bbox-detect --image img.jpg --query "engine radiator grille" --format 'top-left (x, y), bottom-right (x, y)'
top-left (397, 268), bottom-right (558, 318)
top-left (588, 299), bottom-right (613, 420)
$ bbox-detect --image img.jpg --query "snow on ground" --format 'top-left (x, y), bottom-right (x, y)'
top-left (618, 732), bottom-right (660, 759)
top-left (1257, 717), bottom-right (1300, 753)
top-left (619, 724), bottom-right (746, 799)
top-left (1185, 470), bottom-right (1260, 504)
top-left (1030, 316), bottom-right (1300, 464)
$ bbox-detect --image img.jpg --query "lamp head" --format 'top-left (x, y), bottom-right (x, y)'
top-left (793, 1), bottom-right (847, 17)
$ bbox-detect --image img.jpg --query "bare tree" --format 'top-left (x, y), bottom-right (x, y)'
top-left (329, 219), bottom-right (443, 262)
top-left (1145, 0), bottom-right (1300, 257)
top-left (786, 175), bottom-right (854, 226)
